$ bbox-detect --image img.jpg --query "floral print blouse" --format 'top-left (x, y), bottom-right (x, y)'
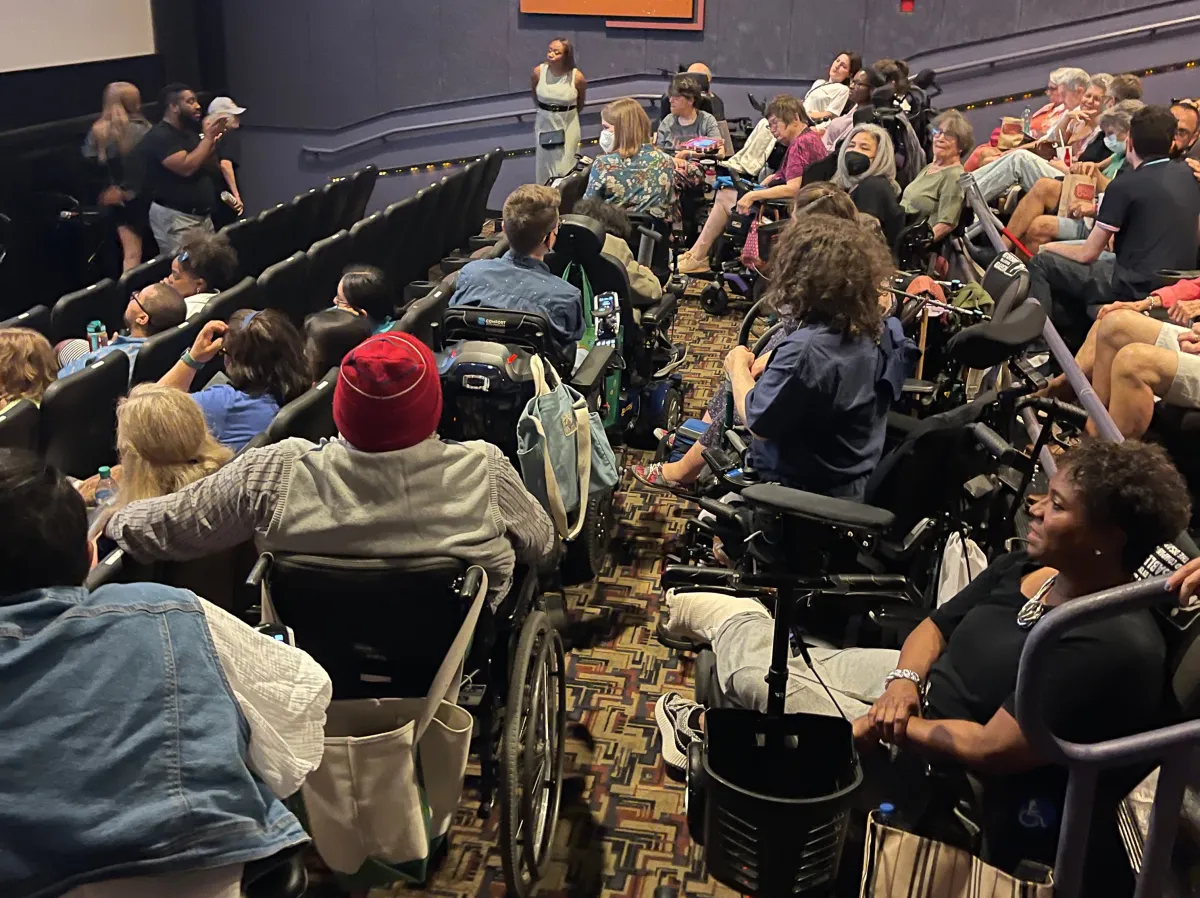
top-left (584, 143), bottom-right (677, 222)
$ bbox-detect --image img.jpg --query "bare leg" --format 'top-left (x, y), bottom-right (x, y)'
top-left (117, 225), bottom-right (142, 272)
top-left (1024, 216), bottom-right (1063, 256)
top-left (1108, 343), bottom-right (1178, 438)
top-left (687, 189), bottom-right (736, 260)
top-left (1005, 179), bottom-right (1062, 247)
top-left (1092, 310), bottom-right (1164, 406)
top-left (661, 437), bottom-right (709, 484)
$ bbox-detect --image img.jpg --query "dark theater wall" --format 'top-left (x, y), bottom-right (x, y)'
top-left (221, 0), bottom-right (1185, 132)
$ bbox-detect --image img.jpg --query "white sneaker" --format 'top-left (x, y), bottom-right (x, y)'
top-left (654, 692), bottom-right (705, 773)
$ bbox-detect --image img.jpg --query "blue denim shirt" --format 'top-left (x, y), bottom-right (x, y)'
top-left (0, 583), bottom-right (307, 896)
top-left (745, 317), bottom-right (918, 499)
top-left (58, 335), bottom-right (146, 381)
top-left (449, 252), bottom-right (584, 360)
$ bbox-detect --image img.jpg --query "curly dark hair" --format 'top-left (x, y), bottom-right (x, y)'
top-left (224, 308), bottom-right (310, 408)
top-left (1059, 439), bottom-right (1191, 573)
top-left (762, 213), bottom-right (892, 336)
top-left (573, 197), bottom-right (632, 239)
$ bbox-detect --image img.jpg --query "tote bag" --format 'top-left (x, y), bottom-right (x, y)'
top-left (299, 568), bottom-right (488, 882)
top-left (517, 354), bottom-right (618, 540)
top-left (860, 811), bottom-right (1054, 898)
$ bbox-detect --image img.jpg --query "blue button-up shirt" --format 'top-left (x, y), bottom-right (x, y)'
top-left (449, 252), bottom-right (584, 360)
top-left (58, 335), bottom-right (146, 381)
top-left (745, 317), bottom-right (917, 499)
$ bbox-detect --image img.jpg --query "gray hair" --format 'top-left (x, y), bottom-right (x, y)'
top-left (932, 109), bottom-right (975, 158)
top-left (1053, 67), bottom-right (1091, 92)
top-left (1098, 99), bottom-right (1144, 136)
top-left (1089, 73), bottom-right (1113, 93)
top-left (833, 124), bottom-right (898, 192)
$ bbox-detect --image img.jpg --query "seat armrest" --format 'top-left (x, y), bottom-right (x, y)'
top-left (741, 482), bottom-right (896, 534)
top-left (570, 344), bottom-right (615, 394)
top-left (641, 293), bottom-right (679, 328)
top-left (902, 378), bottom-right (936, 395)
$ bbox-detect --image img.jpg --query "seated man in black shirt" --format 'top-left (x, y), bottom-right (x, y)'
top-left (140, 83), bottom-right (227, 256)
top-left (655, 440), bottom-right (1189, 872)
top-left (1027, 105), bottom-right (1200, 345)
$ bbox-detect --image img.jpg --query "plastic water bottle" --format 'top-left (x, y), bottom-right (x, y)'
top-left (878, 802), bottom-right (896, 825)
top-left (1022, 107), bottom-right (1033, 135)
top-left (94, 467), bottom-right (118, 508)
top-left (87, 320), bottom-right (105, 352)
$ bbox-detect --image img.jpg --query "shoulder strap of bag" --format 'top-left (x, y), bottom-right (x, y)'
top-left (563, 398), bottom-right (592, 541)
top-left (415, 566), bottom-right (489, 743)
top-left (528, 354), bottom-right (592, 542)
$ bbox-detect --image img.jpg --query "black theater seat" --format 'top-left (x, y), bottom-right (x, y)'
top-left (0, 304), bottom-right (52, 338)
top-left (51, 279), bottom-right (123, 342)
top-left (307, 231), bottom-right (354, 317)
top-left (119, 255), bottom-right (173, 297)
top-left (39, 351), bottom-right (130, 478)
top-left (258, 252), bottom-right (312, 326)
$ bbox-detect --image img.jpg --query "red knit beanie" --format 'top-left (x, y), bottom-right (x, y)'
top-left (333, 332), bottom-right (443, 452)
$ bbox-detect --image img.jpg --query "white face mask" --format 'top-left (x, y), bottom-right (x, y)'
top-left (599, 129), bottom-right (616, 153)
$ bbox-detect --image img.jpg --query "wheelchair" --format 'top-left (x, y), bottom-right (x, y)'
top-left (247, 553), bottom-right (566, 898)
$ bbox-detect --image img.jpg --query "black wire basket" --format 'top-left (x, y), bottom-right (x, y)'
top-left (688, 709), bottom-right (863, 897)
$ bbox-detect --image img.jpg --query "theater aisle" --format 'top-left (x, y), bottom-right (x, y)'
top-left (350, 293), bottom-right (740, 898)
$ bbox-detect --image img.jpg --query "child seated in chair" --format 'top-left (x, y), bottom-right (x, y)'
top-left (450, 184), bottom-right (584, 363)
top-left (634, 211), bottom-right (917, 499)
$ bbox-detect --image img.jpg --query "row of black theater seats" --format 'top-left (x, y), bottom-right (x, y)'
top-left (0, 150), bottom-right (506, 480)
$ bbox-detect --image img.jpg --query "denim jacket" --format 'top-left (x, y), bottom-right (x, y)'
top-left (0, 583), bottom-right (308, 897)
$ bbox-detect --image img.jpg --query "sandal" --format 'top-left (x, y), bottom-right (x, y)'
top-left (631, 462), bottom-right (685, 493)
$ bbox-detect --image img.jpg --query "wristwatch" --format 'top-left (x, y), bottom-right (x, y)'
top-left (180, 349), bottom-right (204, 370)
top-left (885, 668), bottom-right (923, 690)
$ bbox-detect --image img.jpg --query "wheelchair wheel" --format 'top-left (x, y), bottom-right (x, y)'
top-left (500, 609), bottom-right (567, 898)
top-left (561, 490), bottom-right (615, 585)
top-left (700, 284), bottom-right (729, 316)
top-left (659, 386), bottom-right (683, 436)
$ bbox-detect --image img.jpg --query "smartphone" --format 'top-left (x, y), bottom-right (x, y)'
top-left (255, 623), bottom-right (296, 647)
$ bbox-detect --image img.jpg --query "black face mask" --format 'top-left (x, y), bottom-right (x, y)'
top-left (844, 150), bottom-right (871, 177)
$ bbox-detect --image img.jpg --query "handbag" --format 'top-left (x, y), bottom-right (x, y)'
top-left (517, 354), bottom-right (618, 540)
top-left (299, 568), bottom-right (488, 883)
top-left (860, 810), bottom-right (1054, 897)
top-left (539, 128), bottom-right (567, 149)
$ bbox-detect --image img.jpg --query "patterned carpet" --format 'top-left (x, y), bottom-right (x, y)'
top-left (356, 292), bottom-right (744, 898)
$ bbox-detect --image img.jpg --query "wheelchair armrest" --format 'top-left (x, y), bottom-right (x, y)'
top-left (763, 199), bottom-right (792, 212)
top-left (641, 293), bottom-right (679, 328)
top-left (569, 344), bottom-right (615, 394)
top-left (741, 483), bottom-right (896, 534)
top-left (902, 378), bottom-right (937, 396)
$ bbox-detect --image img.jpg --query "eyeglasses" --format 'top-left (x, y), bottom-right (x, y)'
top-left (131, 290), bottom-right (151, 324)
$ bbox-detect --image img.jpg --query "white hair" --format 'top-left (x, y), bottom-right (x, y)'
top-left (1089, 73), bottom-right (1113, 92)
top-left (833, 124), bottom-right (899, 193)
top-left (1053, 67), bottom-right (1091, 91)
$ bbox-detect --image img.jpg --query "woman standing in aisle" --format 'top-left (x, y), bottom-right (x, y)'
top-left (531, 38), bottom-right (587, 185)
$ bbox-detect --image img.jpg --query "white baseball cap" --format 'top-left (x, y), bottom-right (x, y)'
top-left (208, 96), bottom-right (246, 116)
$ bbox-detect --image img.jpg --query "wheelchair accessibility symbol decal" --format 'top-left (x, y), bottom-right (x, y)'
top-left (1017, 797), bottom-right (1056, 830)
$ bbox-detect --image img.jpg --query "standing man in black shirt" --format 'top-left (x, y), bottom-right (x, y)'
top-left (140, 83), bottom-right (227, 256)
top-left (1027, 105), bottom-right (1200, 344)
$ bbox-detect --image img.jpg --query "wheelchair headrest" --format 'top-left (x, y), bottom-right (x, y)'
top-left (945, 299), bottom-right (1046, 369)
top-left (554, 214), bottom-right (606, 261)
top-left (981, 252), bottom-right (1030, 323)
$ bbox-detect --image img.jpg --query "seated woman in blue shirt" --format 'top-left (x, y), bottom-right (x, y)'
top-left (332, 264), bottom-right (397, 334)
top-left (450, 184), bottom-right (584, 362)
top-left (635, 212), bottom-right (917, 498)
top-left (159, 309), bottom-right (310, 451)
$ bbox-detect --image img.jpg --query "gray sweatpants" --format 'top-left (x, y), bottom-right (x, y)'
top-left (149, 202), bottom-right (214, 257)
top-left (664, 591), bottom-right (899, 718)
top-left (970, 149), bottom-right (1062, 203)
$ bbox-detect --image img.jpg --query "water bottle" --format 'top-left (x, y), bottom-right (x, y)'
top-left (878, 802), bottom-right (896, 825)
top-left (1022, 106), bottom-right (1033, 136)
top-left (94, 467), bottom-right (118, 508)
top-left (87, 320), bottom-right (105, 352)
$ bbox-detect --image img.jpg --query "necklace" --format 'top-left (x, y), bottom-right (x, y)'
top-left (1016, 575), bottom-right (1057, 630)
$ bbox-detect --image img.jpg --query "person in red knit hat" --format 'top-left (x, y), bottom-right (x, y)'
top-left (1044, 275), bottom-right (1200, 439)
top-left (103, 331), bottom-right (556, 604)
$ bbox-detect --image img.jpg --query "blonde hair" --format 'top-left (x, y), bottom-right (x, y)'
top-left (116, 384), bottom-right (233, 503)
top-left (502, 184), bottom-right (561, 254)
top-left (0, 328), bottom-right (57, 406)
top-left (602, 97), bottom-right (652, 158)
top-left (91, 82), bottom-right (142, 161)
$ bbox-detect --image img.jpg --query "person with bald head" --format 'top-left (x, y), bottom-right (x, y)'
top-left (57, 282), bottom-right (187, 381)
top-left (685, 62), bottom-right (725, 120)
top-left (84, 82), bottom-right (152, 272)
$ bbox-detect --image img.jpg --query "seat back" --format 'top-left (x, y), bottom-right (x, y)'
top-left (306, 230), bottom-right (354, 317)
top-left (981, 253), bottom-right (1031, 323)
top-left (382, 196), bottom-right (420, 287)
top-left (449, 161), bottom-right (485, 252)
top-left (0, 399), bottom-right (39, 451)
top-left (257, 252), bottom-right (312, 326)
top-left (220, 217), bottom-right (262, 277)
top-left (432, 174), bottom-right (466, 264)
top-left (321, 179), bottom-right (354, 244)
top-left (39, 351), bottom-right (130, 477)
top-left (264, 554), bottom-right (478, 699)
top-left (442, 305), bottom-right (566, 370)
top-left (130, 316), bottom-right (207, 385)
top-left (199, 276), bottom-right (263, 323)
top-left (118, 254), bottom-right (173, 298)
top-left (51, 278), bottom-right (122, 342)
top-left (291, 188), bottom-right (326, 251)
top-left (256, 203), bottom-right (296, 266)
top-left (348, 211), bottom-right (388, 270)
top-left (264, 368), bottom-right (337, 444)
top-left (0, 304), bottom-right (52, 338)
top-left (343, 165), bottom-right (379, 230)
top-left (407, 182), bottom-right (444, 286)
top-left (396, 274), bottom-right (455, 349)
top-left (466, 149), bottom-right (503, 235)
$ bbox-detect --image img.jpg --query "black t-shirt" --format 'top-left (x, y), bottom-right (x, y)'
top-left (1095, 157), bottom-right (1200, 295)
top-left (924, 552), bottom-right (1166, 746)
top-left (851, 175), bottom-right (905, 247)
top-left (139, 120), bottom-right (217, 214)
top-left (1077, 131), bottom-right (1109, 165)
